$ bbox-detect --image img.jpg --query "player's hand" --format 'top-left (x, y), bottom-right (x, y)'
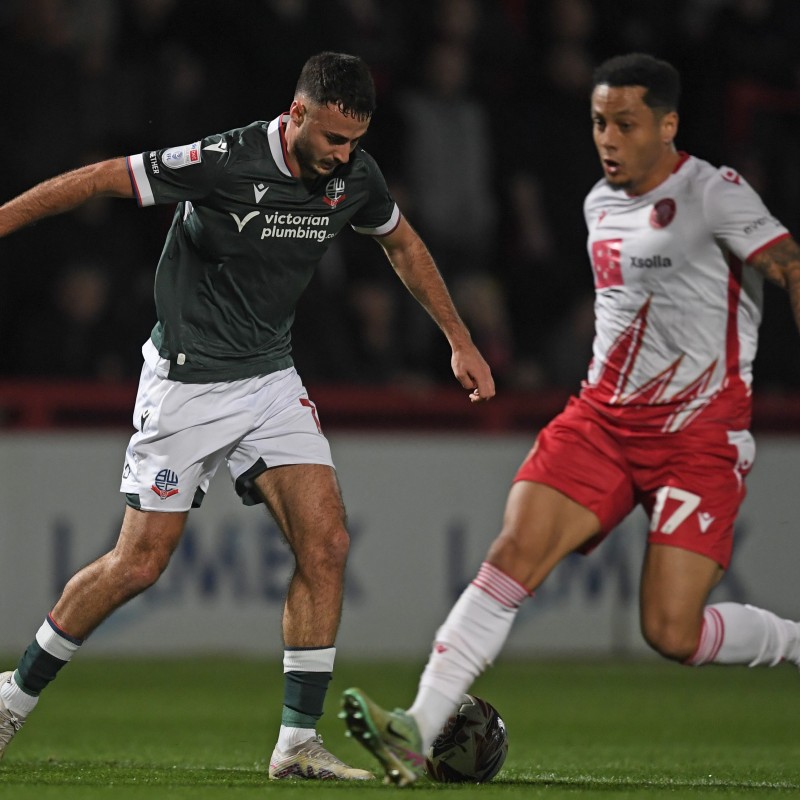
top-left (452, 345), bottom-right (495, 403)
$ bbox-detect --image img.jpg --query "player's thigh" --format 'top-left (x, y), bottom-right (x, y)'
top-left (515, 398), bottom-right (635, 532)
top-left (503, 398), bottom-right (635, 587)
top-left (252, 463), bottom-right (347, 555)
top-left (487, 480), bottom-right (603, 591)
top-left (227, 370), bottom-right (335, 506)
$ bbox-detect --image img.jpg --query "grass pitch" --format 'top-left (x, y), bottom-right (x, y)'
top-left (0, 657), bottom-right (798, 799)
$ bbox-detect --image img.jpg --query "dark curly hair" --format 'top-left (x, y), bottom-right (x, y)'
top-left (593, 53), bottom-right (680, 113)
top-left (295, 52), bottom-right (376, 121)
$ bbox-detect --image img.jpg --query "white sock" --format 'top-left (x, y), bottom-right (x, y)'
top-left (1, 674), bottom-right (39, 717)
top-left (409, 562), bottom-right (530, 749)
top-left (275, 724), bottom-right (317, 751)
top-left (687, 602), bottom-right (800, 667)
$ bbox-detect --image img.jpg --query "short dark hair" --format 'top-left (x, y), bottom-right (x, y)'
top-left (592, 53), bottom-right (680, 112)
top-left (295, 52), bottom-right (376, 121)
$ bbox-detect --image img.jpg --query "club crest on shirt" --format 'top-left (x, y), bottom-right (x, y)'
top-left (324, 178), bottom-right (346, 207)
top-left (650, 198), bottom-right (676, 229)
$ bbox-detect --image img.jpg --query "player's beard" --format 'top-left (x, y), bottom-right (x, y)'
top-left (605, 173), bottom-right (630, 190)
top-left (294, 136), bottom-right (336, 180)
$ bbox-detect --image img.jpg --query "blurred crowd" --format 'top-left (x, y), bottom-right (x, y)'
top-left (1, 0), bottom-right (800, 391)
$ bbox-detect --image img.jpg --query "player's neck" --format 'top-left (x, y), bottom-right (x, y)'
top-left (281, 120), bottom-right (301, 178)
top-left (628, 148), bottom-right (682, 197)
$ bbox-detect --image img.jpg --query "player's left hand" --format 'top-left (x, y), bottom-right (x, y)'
top-left (452, 345), bottom-right (495, 403)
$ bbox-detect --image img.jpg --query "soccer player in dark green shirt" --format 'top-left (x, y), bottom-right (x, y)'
top-left (0, 52), bottom-right (495, 780)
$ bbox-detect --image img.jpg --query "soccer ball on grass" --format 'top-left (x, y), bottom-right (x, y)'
top-left (425, 694), bottom-right (508, 783)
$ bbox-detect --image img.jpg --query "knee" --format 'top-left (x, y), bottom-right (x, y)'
top-left (109, 548), bottom-right (170, 596)
top-left (641, 613), bottom-right (700, 662)
top-left (486, 530), bottom-right (527, 571)
top-left (297, 525), bottom-right (350, 575)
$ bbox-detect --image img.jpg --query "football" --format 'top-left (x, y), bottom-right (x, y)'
top-left (425, 694), bottom-right (508, 783)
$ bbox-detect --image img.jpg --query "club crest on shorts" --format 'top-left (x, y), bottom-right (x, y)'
top-left (151, 469), bottom-right (180, 500)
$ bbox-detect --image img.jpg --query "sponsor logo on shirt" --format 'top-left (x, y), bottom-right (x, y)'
top-left (630, 254), bottom-right (673, 268)
top-left (743, 216), bottom-right (779, 235)
top-left (591, 239), bottom-right (623, 288)
top-left (229, 210), bottom-right (336, 243)
top-left (162, 141), bottom-right (202, 169)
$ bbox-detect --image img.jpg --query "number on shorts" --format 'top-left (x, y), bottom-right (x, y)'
top-left (649, 486), bottom-right (701, 534)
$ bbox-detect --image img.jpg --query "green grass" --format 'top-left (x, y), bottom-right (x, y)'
top-left (0, 657), bottom-right (798, 798)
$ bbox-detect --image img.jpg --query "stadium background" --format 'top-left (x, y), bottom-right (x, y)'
top-left (1, 0), bottom-right (800, 660)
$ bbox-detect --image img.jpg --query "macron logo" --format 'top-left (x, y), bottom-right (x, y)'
top-left (253, 183), bottom-right (269, 203)
top-left (697, 512), bottom-right (715, 533)
top-left (203, 139), bottom-right (228, 153)
top-left (231, 211), bottom-right (260, 232)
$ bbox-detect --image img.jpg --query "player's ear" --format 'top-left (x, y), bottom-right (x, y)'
top-left (661, 110), bottom-right (678, 146)
top-left (289, 99), bottom-right (306, 126)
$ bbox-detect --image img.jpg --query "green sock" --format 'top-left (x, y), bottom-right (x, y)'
top-left (281, 670), bottom-right (332, 728)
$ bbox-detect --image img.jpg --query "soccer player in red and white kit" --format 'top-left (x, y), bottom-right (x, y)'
top-left (342, 52), bottom-right (800, 785)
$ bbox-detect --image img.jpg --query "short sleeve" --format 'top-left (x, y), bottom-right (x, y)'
top-left (703, 166), bottom-right (789, 262)
top-left (126, 132), bottom-right (231, 207)
top-left (349, 149), bottom-right (401, 236)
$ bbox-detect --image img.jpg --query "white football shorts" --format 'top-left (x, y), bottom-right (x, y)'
top-left (119, 341), bottom-right (334, 512)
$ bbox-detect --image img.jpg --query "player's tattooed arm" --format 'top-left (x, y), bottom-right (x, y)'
top-left (0, 158), bottom-right (132, 239)
top-left (749, 236), bottom-right (800, 335)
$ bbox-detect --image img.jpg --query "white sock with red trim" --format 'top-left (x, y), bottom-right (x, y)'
top-left (686, 602), bottom-right (800, 667)
top-left (408, 562), bottom-right (531, 750)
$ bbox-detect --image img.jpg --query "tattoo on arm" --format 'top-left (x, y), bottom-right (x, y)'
top-left (749, 237), bottom-right (800, 287)
top-left (749, 236), bottom-right (800, 334)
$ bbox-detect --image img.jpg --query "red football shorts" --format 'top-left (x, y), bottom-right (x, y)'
top-left (514, 397), bottom-right (755, 568)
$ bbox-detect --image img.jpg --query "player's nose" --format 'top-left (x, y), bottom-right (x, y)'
top-left (598, 128), bottom-right (620, 150)
top-left (332, 143), bottom-right (351, 164)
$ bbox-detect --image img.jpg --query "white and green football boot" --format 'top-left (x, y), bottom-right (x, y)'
top-left (340, 688), bottom-right (425, 786)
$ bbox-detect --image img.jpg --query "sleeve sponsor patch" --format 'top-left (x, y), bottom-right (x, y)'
top-left (161, 141), bottom-right (202, 169)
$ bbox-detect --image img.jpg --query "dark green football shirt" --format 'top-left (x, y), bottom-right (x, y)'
top-left (127, 114), bottom-right (400, 382)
